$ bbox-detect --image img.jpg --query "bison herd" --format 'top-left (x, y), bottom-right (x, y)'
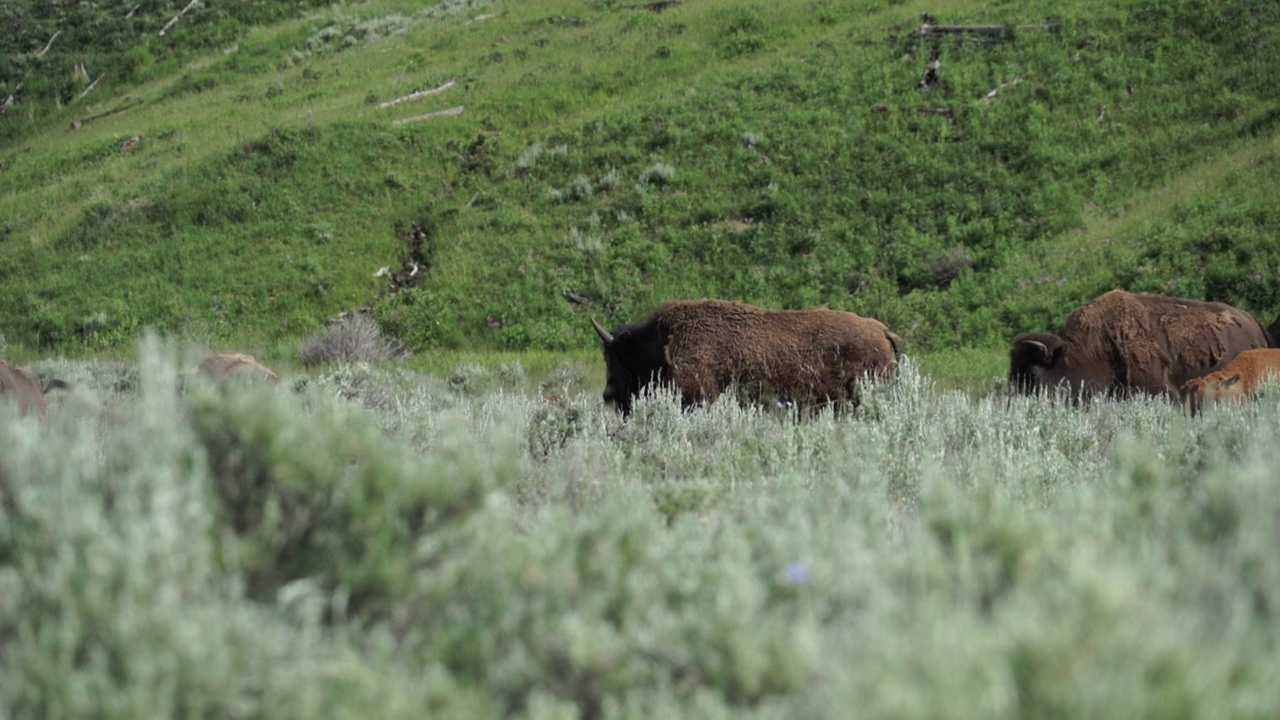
top-left (594, 291), bottom-right (1280, 417)
top-left (4, 290), bottom-right (1280, 420)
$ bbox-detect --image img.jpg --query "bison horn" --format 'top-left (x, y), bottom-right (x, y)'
top-left (1019, 339), bottom-right (1050, 361)
top-left (591, 317), bottom-right (614, 344)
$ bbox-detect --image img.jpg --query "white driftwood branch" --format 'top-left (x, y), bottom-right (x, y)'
top-left (78, 73), bottom-right (106, 99)
top-left (36, 30), bottom-right (62, 58)
top-left (983, 77), bottom-right (1022, 101)
top-left (378, 79), bottom-right (456, 109)
top-left (392, 105), bottom-right (465, 125)
top-left (0, 82), bottom-right (23, 115)
top-left (159, 0), bottom-right (199, 37)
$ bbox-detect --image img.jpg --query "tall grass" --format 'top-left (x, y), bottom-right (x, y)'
top-left (4, 342), bottom-right (1280, 717)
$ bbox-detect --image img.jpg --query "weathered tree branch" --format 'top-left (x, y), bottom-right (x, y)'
top-left (0, 82), bottom-right (23, 115)
top-left (983, 77), bottom-right (1023, 101)
top-left (35, 30), bottom-right (61, 58)
top-left (78, 73), bottom-right (106, 99)
top-left (159, 0), bottom-right (200, 37)
top-left (74, 97), bottom-right (145, 126)
top-left (915, 23), bottom-right (1056, 40)
top-left (377, 80), bottom-right (456, 109)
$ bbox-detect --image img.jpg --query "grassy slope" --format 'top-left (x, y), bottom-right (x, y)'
top-left (2, 0), bottom-right (1279, 383)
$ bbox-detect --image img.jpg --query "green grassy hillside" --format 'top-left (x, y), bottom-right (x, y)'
top-left (2, 0), bottom-right (1279, 360)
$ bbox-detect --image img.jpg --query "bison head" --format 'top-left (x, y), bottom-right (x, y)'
top-left (592, 317), bottom-right (668, 416)
top-left (1008, 333), bottom-right (1071, 396)
top-left (1009, 332), bottom-right (1116, 399)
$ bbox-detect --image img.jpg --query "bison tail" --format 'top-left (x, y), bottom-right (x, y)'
top-left (43, 378), bottom-right (70, 394)
top-left (886, 331), bottom-right (906, 359)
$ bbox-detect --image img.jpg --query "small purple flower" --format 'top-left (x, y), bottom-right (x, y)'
top-left (784, 561), bottom-right (810, 585)
top-left (1251, 272), bottom-right (1263, 282)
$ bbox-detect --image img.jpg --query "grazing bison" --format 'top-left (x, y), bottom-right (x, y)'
top-left (591, 299), bottom-right (902, 415)
top-left (199, 353), bottom-right (280, 385)
top-left (0, 359), bottom-right (68, 419)
top-left (1180, 348), bottom-right (1280, 415)
top-left (1009, 290), bottom-right (1269, 400)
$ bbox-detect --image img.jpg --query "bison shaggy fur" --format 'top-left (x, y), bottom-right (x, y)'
top-left (1009, 289), bottom-right (1269, 400)
top-left (199, 353), bottom-right (280, 385)
top-left (592, 299), bottom-right (901, 415)
top-left (0, 359), bottom-right (66, 419)
top-left (1180, 348), bottom-right (1280, 414)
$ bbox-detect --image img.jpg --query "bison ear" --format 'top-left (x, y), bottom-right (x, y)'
top-left (1223, 374), bottom-right (1241, 388)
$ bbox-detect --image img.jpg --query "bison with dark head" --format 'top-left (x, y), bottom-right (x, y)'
top-left (592, 299), bottom-right (902, 416)
top-left (1009, 289), bottom-right (1269, 400)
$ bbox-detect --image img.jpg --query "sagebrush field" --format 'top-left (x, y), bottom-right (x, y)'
top-left (4, 342), bottom-right (1280, 718)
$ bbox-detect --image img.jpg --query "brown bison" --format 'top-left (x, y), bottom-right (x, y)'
top-left (0, 359), bottom-right (68, 419)
top-left (199, 353), bottom-right (280, 385)
top-left (1009, 289), bottom-right (1269, 400)
top-left (591, 299), bottom-right (902, 415)
top-left (1180, 348), bottom-right (1280, 414)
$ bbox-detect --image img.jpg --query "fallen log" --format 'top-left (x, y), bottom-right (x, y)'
top-left (377, 79), bottom-right (456, 109)
top-left (36, 30), bottom-right (62, 58)
top-left (77, 73), bottom-right (105, 100)
top-left (0, 82), bottom-right (22, 115)
top-left (159, 0), bottom-right (199, 36)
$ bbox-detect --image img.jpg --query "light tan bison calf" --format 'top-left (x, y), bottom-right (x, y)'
top-left (1180, 348), bottom-right (1280, 415)
top-left (0, 359), bottom-right (67, 419)
top-left (199, 353), bottom-right (280, 385)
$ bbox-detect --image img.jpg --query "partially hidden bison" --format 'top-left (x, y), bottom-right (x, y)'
top-left (591, 299), bottom-right (903, 415)
top-left (199, 353), bottom-right (280, 385)
top-left (1180, 348), bottom-right (1280, 415)
top-left (1009, 289), bottom-right (1269, 401)
top-left (0, 359), bottom-right (68, 419)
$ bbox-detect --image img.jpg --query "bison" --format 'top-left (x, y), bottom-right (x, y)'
top-left (199, 353), bottom-right (280, 385)
top-left (0, 359), bottom-right (68, 419)
top-left (1009, 289), bottom-right (1269, 401)
top-left (591, 299), bottom-right (902, 416)
top-left (1180, 348), bottom-right (1280, 415)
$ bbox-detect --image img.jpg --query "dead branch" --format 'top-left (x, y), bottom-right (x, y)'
top-left (917, 107), bottom-right (953, 117)
top-left (125, 4), bottom-right (141, 19)
top-left (617, 0), bottom-right (681, 10)
top-left (392, 106), bottom-right (465, 125)
top-left (983, 77), bottom-right (1022, 101)
top-left (0, 82), bottom-right (23, 115)
top-left (75, 97), bottom-right (145, 126)
top-left (35, 30), bottom-right (62, 58)
top-left (159, 0), bottom-right (200, 37)
top-left (377, 80), bottom-right (456, 109)
top-left (916, 24), bottom-right (1005, 38)
top-left (916, 22), bottom-right (1057, 39)
top-left (78, 73), bottom-right (106, 99)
